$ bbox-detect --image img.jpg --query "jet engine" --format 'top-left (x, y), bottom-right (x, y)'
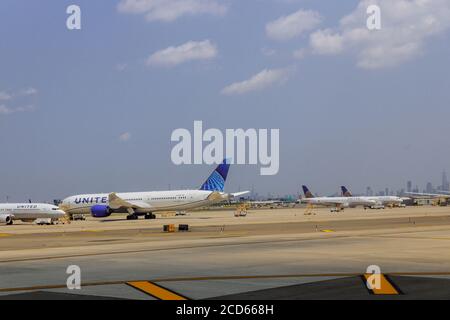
top-left (90, 205), bottom-right (112, 218)
top-left (0, 214), bottom-right (13, 225)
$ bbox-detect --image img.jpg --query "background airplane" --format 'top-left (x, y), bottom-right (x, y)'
top-left (60, 160), bottom-right (248, 220)
top-left (300, 185), bottom-right (376, 212)
top-left (404, 190), bottom-right (450, 206)
top-left (341, 186), bottom-right (405, 208)
top-left (405, 191), bottom-right (450, 199)
top-left (0, 203), bottom-right (66, 225)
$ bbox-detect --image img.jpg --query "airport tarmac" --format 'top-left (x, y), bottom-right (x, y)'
top-left (1, 206), bottom-right (450, 299)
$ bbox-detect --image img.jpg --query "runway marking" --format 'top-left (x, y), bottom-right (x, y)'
top-left (0, 233), bottom-right (12, 237)
top-left (363, 274), bottom-right (400, 295)
top-left (321, 229), bottom-right (334, 233)
top-left (1, 272), bottom-right (449, 294)
top-left (126, 281), bottom-right (188, 300)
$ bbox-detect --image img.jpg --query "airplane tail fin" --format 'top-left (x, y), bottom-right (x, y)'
top-left (199, 159), bottom-right (231, 192)
top-left (302, 185), bottom-right (314, 198)
top-left (341, 186), bottom-right (352, 197)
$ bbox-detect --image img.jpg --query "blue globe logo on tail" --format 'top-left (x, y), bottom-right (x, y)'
top-left (199, 159), bottom-right (231, 192)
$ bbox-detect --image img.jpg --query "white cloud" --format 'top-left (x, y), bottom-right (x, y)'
top-left (119, 132), bottom-right (132, 142)
top-left (0, 91), bottom-right (11, 101)
top-left (146, 40), bottom-right (217, 67)
top-left (310, 29), bottom-right (344, 55)
top-left (221, 68), bottom-right (291, 95)
top-left (116, 63), bottom-right (128, 71)
top-left (20, 87), bottom-right (38, 96)
top-left (266, 9), bottom-right (322, 41)
top-left (0, 87), bottom-right (37, 116)
top-left (309, 0), bottom-right (450, 69)
top-left (0, 105), bottom-right (35, 115)
top-left (117, 0), bottom-right (227, 22)
top-left (0, 87), bottom-right (38, 101)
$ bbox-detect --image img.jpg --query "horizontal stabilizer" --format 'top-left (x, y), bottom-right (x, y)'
top-left (230, 191), bottom-right (250, 198)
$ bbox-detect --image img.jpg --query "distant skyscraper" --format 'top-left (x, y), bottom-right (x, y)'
top-left (426, 182), bottom-right (433, 193)
top-left (407, 181), bottom-right (412, 193)
top-left (442, 170), bottom-right (449, 191)
top-left (366, 186), bottom-right (373, 196)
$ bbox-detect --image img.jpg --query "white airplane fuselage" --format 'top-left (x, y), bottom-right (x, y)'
top-left (0, 203), bottom-right (66, 224)
top-left (363, 196), bottom-right (403, 205)
top-left (302, 196), bottom-right (376, 208)
top-left (61, 189), bottom-right (227, 215)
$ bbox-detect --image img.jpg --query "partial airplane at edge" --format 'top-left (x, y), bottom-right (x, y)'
top-left (300, 185), bottom-right (376, 212)
top-left (0, 203), bottom-right (66, 225)
top-left (60, 159), bottom-right (249, 220)
top-left (405, 190), bottom-right (450, 199)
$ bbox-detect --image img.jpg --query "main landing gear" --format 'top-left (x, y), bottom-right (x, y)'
top-left (126, 208), bottom-right (137, 220)
top-left (144, 213), bottom-right (156, 220)
top-left (126, 212), bottom-right (156, 220)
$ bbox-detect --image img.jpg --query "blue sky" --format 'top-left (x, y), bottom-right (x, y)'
top-left (1, 0), bottom-right (450, 201)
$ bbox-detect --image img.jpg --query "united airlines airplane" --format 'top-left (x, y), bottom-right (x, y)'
top-left (300, 185), bottom-right (376, 212)
top-left (405, 191), bottom-right (450, 199)
top-left (0, 203), bottom-right (66, 225)
top-left (341, 186), bottom-right (405, 207)
top-left (60, 160), bottom-right (248, 220)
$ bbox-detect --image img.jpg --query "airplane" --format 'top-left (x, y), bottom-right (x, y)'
top-left (248, 200), bottom-right (282, 207)
top-left (60, 159), bottom-right (249, 220)
top-left (0, 203), bottom-right (66, 225)
top-left (341, 186), bottom-right (405, 208)
top-left (405, 191), bottom-right (450, 199)
top-left (300, 185), bottom-right (376, 212)
top-left (404, 191), bottom-right (450, 205)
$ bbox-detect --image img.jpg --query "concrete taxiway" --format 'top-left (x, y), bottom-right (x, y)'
top-left (0, 206), bottom-right (450, 299)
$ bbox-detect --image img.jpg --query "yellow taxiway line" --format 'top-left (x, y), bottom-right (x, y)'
top-left (363, 274), bottom-right (400, 295)
top-left (127, 281), bottom-right (188, 300)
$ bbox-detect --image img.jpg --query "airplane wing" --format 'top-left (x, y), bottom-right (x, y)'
top-left (230, 191), bottom-right (250, 198)
top-left (319, 200), bottom-right (349, 206)
top-left (205, 191), bottom-right (249, 202)
top-left (108, 192), bottom-right (153, 210)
